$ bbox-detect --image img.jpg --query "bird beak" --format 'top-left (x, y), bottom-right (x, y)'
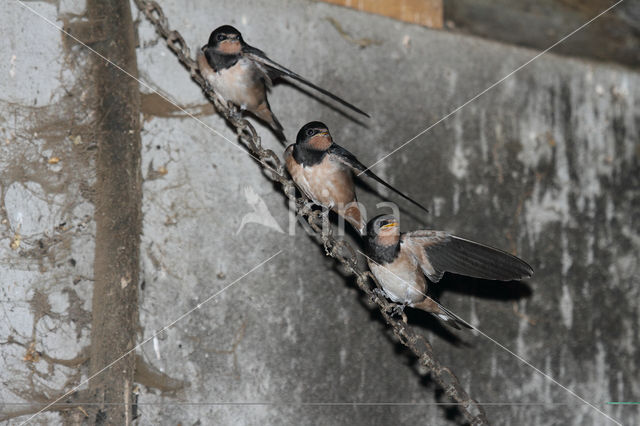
top-left (318, 131), bottom-right (329, 136)
top-left (381, 222), bottom-right (398, 229)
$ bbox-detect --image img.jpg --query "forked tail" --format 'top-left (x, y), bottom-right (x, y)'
top-left (412, 296), bottom-right (472, 330)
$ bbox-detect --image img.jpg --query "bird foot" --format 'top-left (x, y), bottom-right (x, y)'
top-left (298, 199), bottom-right (317, 213)
top-left (226, 101), bottom-right (243, 121)
top-left (372, 287), bottom-right (386, 298)
top-left (390, 303), bottom-right (409, 323)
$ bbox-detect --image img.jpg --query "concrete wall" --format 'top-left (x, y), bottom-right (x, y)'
top-left (445, 0), bottom-right (640, 69)
top-left (1, 0), bottom-right (638, 425)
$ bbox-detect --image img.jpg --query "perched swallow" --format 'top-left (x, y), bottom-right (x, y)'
top-left (365, 214), bottom-right (533, 329)
top-left (198, 25), bottom-right (369, 138)
top-left (285, 122), bottom-right (429, 235)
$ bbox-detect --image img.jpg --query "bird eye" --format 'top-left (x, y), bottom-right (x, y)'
top-left (306, 129), bottom-right (315, 137)
top-left (216, 34), bottom-right (226, 41)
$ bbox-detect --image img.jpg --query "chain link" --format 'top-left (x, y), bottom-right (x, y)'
top-left (133, 1), bottom-right (488, 424)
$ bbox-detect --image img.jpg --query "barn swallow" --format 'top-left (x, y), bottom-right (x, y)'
top-left (198, 25), bottom-right (369, 139)
top-left (364, 214), bottom-right (533, 329)
top-left (284, 122), bottom-right (429, 235)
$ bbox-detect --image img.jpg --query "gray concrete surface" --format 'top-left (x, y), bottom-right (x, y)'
top-left (445, 0), bottom-right (640, 69)
top-left (1, 1), bottom-right (95, 424)
top-left (2, 0), bottom-right (639, 425)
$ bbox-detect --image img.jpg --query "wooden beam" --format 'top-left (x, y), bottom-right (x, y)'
top-left (86, 0), bottom-right (142, 424)
top-left (319, 0), bottom-right (443, 29)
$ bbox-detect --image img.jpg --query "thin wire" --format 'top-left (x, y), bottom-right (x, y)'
top-left (358, 0), bottom-right (626, 175)
top-left (11, 0), bottom-right (625, 424)
top-left (18, 251), bottom-right (282, 426)
top-left (13, 0), bottom-right (263, 164)
top-left (2, 402), bottom-right (618, 407)
top-left (358, 250), bottom-right (621, 425)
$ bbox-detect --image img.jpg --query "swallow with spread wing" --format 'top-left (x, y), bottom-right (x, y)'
top-left (365, 214), bottom-right (533, 329)
top-left (198, 25), bottom-right (369, 139)
top-left (285, 122), bottom-right (429, 235)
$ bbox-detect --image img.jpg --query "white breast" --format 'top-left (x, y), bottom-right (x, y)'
top-left (205, 58), bottom-right (259, 109)
top-left (368, 258), bottom-right (425, 304)
top-left (303, 162), bottom-right (340, 206)
top-left (295, 167), bottom-right (318, 203)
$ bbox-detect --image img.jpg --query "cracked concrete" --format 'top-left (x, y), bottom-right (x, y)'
top-left (1, 0), bottom-right (639, 425)
top-left (1, 1), bottom-right (95, 423)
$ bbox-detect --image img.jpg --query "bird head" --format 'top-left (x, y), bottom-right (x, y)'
top-left (367, 214), bottom-right (400, 245)
top-left (296, 121), bottom-right (333, 151)
top-left (206, 25), bottom-right (243, 55)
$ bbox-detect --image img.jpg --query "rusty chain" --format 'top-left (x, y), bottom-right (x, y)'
top-left (133, 1), bottom-right (489, 424)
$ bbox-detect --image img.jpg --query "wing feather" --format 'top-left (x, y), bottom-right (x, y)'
top-left (243, 47), bottom-right (369, 117)
top-left (328, 144), bottom-right (429, 213)
top-left (402, 231), bottom-right (533, 283)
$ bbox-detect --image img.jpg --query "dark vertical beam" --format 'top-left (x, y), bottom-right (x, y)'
top-left (86, 0), bottom-right (141, 424)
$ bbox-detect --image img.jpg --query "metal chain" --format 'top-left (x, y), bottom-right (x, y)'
top-left (133, 1), bottom-right (488, 424)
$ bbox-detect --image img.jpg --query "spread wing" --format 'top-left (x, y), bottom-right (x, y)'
top-left (243, 45), bottom-right (370, 117)
top-left (402, 231), bottom-right (533, 283)
top-left (328, 144), bottom-right (429, 214)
